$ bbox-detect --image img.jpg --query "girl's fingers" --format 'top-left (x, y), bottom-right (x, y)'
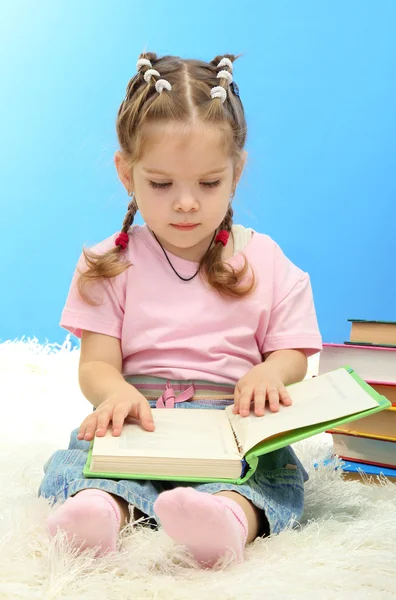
top-left (138, 402), bottom-right (156, 432)
top-left (84, 418), bottom-right (99, 440)
top-left (77, 421), bottom-right (86, 439)
top-left (267, 387), bottom-right (280, 412)
top-left (238, 387), bottom-right (254, 416)
top-left (77, 417), bottom-right (95, 440)
top-left (95, 410), bottom-right (112, 437)
top-left (232, 386), bottom-right (240, 414)
top-left (253, 387), bottom-right (267, 416)
top-left (111, 403), bottom-right (130, 436)
top-left (279, 387), bottom-right (292, 406)
top-left (77, 427), bottom-right (86, 440)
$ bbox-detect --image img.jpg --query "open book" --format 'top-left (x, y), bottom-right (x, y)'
top-left (83, 367), bottom-right (391, 484)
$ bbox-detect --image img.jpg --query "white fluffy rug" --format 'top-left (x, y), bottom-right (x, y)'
top-left (1, 339), bottom-right (396, 600)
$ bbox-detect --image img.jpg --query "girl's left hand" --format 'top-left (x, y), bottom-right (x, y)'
top-left (233, 363), bottom-right (292, 417)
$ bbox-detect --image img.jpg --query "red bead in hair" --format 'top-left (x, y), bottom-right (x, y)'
top-left (115, 232), bottom-right (129, 249)
top-left (215, 229), bottom-right (229, 246)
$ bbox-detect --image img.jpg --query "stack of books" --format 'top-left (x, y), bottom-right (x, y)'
top-left (319, 319), bottom-right (396, 483)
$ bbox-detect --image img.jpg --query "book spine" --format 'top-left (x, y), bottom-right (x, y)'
top-left (327, 429), bottom-right (396, 443)
top-left (323, 342), bottom-right (396, 352)
top-left (344, 341), bottom-right (396, 349)
top-left (347, 319), bottom-right (396, 325)
top-left (334, 454), bottom-right (396, 470)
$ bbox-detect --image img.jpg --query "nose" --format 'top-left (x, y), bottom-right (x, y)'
top-left (174, 193), bottom-right (199, 212)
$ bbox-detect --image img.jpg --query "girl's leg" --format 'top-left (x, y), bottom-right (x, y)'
top-left (107, 493), bottom-right (131, 528)
top-left (214, 490), bottom-right (262, 543)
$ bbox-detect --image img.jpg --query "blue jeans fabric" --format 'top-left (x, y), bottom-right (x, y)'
top-left (38, 399), bottom-right (308, 536)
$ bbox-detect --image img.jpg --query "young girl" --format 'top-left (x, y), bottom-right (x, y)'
top-left (38, 52), bottom-right (322, 568)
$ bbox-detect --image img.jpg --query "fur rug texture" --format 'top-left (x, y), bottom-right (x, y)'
top-left (1, 338), bottom-right (395, 600)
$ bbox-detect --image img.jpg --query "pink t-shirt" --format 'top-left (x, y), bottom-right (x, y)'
top-left (60, 225), bottom-right (322, 385)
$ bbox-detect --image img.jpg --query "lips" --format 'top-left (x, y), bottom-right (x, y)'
top-left (171, 223), bottom-right (199, 230)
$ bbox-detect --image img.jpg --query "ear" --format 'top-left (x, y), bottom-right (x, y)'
top-left (233, 150), bottom-right (247, 188)
top-left (114, 151), bottom-right (134, 192)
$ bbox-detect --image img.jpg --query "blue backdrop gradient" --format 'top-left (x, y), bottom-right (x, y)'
top-left (1, 1), bottom-right (395, 344)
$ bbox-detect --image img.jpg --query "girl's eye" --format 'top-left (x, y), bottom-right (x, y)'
top-left (149, 181), bottom-right (171, 189)
top-left (202, 180), bottom-right (221, 188)
top-left (148, 180), bottom-right (221, 189)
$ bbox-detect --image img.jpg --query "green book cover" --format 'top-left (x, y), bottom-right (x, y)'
top-left (347, 319), bottom-right (396, 325)
top-left (83, 367), bottom-right (391, 485)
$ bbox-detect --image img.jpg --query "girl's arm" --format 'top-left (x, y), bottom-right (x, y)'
top-left (261, 349), bottom-right (308, 385)
top-left (77, 330), bottom-right (155, 439)
top-left (78, 330), bottom-right (140, 408)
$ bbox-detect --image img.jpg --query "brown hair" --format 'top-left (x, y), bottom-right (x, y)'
top-left (78, 52), bottom-right (255, 304)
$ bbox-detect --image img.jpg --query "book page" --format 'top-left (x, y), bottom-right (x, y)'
top-left (92, 408), bottom-right (241, 461)
top-left (226, 368), bottom-right (382, 454)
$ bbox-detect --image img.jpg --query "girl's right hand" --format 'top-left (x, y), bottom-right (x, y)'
top-left (77, 385), bottom-right (155, 441)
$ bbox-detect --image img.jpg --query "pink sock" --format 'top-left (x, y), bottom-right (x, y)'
top-left (47, 489), bottom-right (121, 557)
top-left (154, 488), bottom-right (248, 567)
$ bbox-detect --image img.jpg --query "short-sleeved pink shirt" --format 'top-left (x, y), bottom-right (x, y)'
top-left (60, 225), bottom-right (322, 385)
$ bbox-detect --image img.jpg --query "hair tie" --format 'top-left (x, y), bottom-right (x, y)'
top-left (210, 86), bottom-right (227, 103)
top-left (217, 70), bottom-right (233, 84)
top-left (136, 58), bottom-right (152, 71)
top-left (217, 57), bottom-right (233, 71)
top-left (115, 232), bottom-right (129, 249)
top-left (155, 78), bottom-right (172, 93)
top-left (215, 230), bottom-right (229, 246)
top-left (144, 68), bottom-right (161, 82)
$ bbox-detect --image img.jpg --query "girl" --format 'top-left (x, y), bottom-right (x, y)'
top-left (39, 52), bottom-right (322, 569)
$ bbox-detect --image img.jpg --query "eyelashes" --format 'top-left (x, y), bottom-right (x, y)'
top-left (149, 180), bottom-right (221, 189)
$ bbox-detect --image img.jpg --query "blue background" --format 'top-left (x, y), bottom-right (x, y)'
top-left (1, 0), bottom-right (395, 345)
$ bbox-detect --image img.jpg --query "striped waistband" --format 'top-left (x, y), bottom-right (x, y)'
top-left (124, 375), bottom-right (235, 400)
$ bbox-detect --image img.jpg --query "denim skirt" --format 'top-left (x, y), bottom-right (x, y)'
top-left (38, 376), bottom-right (308, 536)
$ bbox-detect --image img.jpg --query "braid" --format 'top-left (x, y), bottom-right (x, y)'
top-left (77, 195), bottom-right (138, 304)
top-left (113, 194), bottom-right (139, 251)
top-left (218, 205), bottom-right (234, 236)
top-left (200, 203), bottom-right (255, 298)
top-left (122, 52), bottom-right (158, 103)
top-left (216, 58), bottom-right (233, 95)
top-left (208, 54), bottom-right (239, 106)
top-left (137, 52), bottom-right (173, 97)
top-left (121, 196), bottom-right (138, 233)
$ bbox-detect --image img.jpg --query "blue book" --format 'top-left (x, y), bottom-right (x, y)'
top-left (338, 459), bottom-right (396, 479)
top-left (316, 457), bottom-right (396, 481)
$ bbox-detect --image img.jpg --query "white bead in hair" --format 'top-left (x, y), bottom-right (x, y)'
top-left (217, 70), bottom-right (233, 84)
top-left (155, 79), bottom-right (172, 93)
top-left (217, 57), bottom-right (233, 71)
top-left (136, 58), bottom-right (152, 71)
top-left (144, 68), bottom-right (161, 82)
top-left (210, 86), bottom-right (227, 103)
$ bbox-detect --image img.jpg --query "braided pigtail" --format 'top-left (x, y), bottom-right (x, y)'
top-left (209, 55), bottom-right (235, 104)
top-left (200, 204), bottom-right (256, 298)
top-left (77, 194), bottom-right (138, 305)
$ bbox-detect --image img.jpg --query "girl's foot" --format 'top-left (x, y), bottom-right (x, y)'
top-left (47, 489), bottom-right (122, 556)
top-left (154, 487), bottom-right (248, 567)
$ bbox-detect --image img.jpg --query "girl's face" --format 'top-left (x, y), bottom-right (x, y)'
top-left (115, 121), bottom-right (246, 261)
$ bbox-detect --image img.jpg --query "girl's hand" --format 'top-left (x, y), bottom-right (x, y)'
top-left (233, 363), bottom-right (292, 417)
top-left (77, 383), bottom-right (155, 441)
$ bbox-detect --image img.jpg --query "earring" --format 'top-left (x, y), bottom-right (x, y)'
top-left (128, 190), bottom-right (134, 197)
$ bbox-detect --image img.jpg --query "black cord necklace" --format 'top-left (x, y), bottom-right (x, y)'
top-left (151, 230), bottom-right (216, 282)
